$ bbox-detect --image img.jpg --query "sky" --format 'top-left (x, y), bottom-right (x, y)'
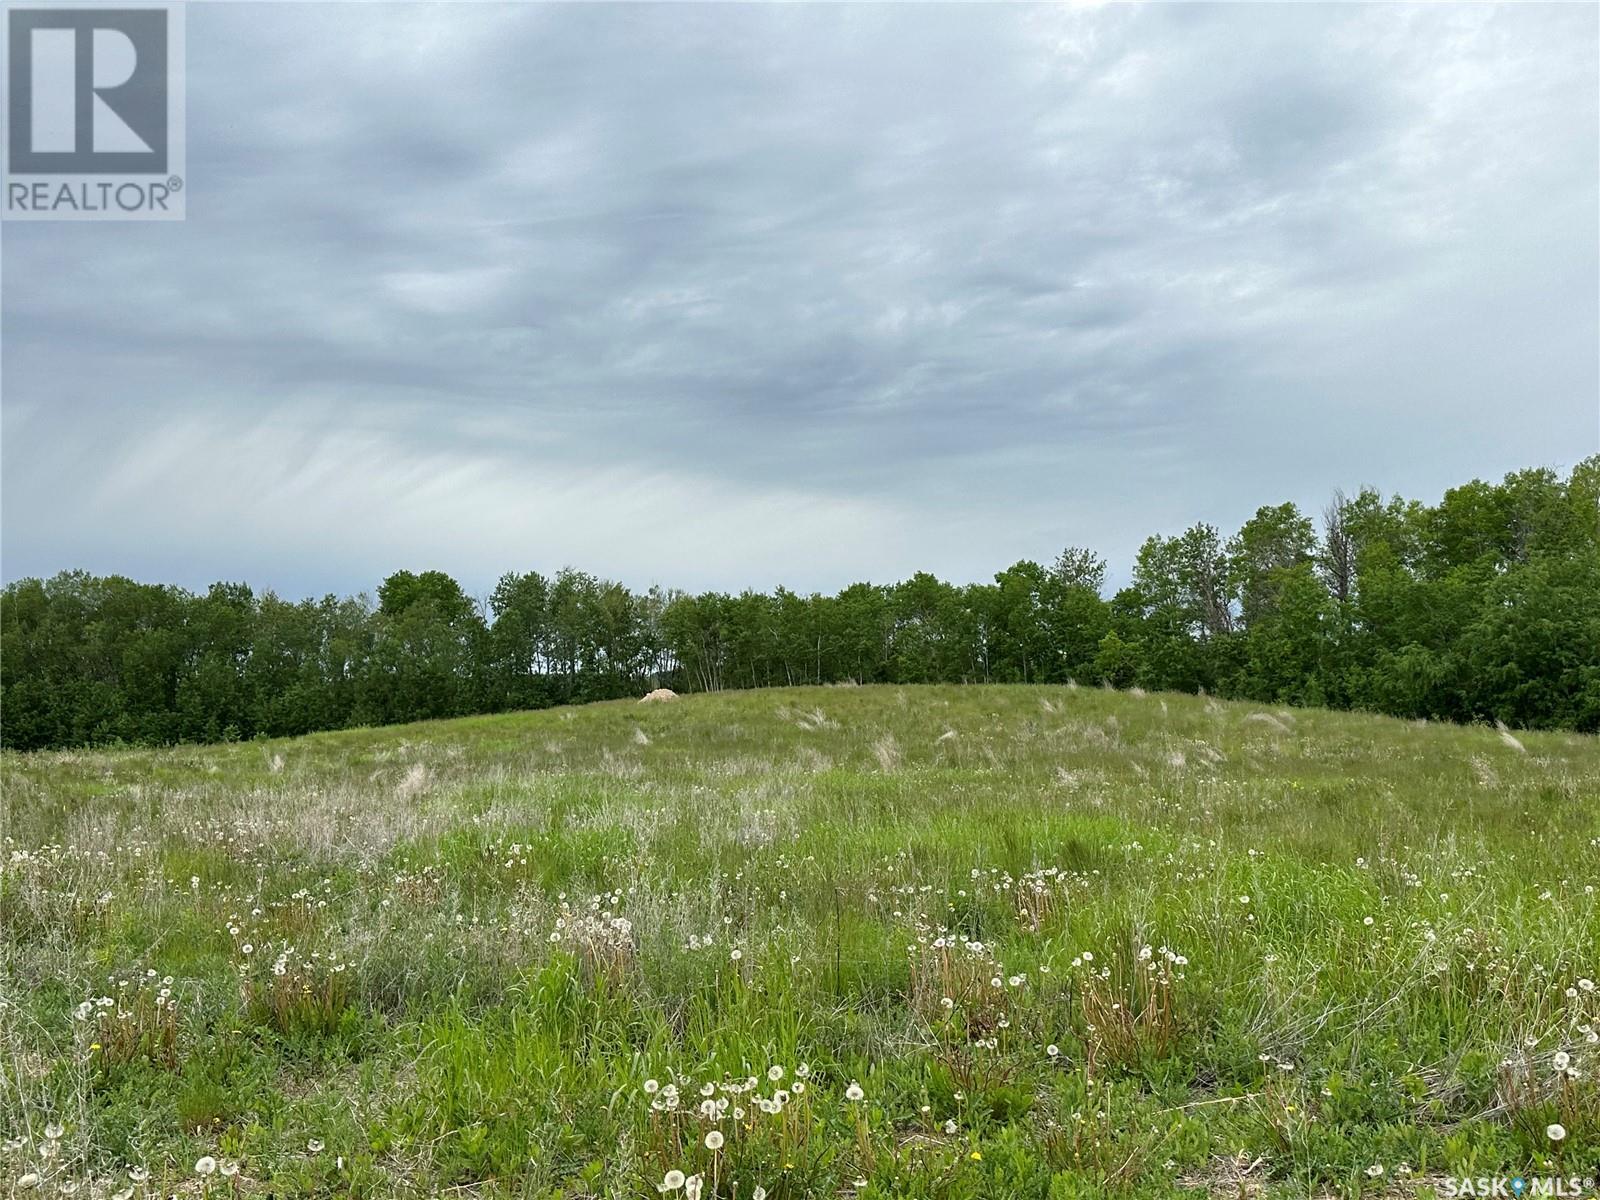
top-left (3, 2), bottom-right (1597, 602)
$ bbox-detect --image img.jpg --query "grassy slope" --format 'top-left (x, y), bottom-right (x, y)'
top-left (2, 684), bottom-right (1597, 1199)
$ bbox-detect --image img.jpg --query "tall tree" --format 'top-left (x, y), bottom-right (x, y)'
top-left (1228, 502), bottom-right (1316, 629)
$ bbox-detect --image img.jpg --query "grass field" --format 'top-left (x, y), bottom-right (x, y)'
top-left (3, 684), bottom-right (1597, 1199)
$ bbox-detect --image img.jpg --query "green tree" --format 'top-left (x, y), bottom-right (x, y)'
top-left (1228, 503), bottom-right (1317, 629)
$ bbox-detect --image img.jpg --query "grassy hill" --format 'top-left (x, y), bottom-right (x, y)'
top-left (3, 684), bottom-right (1597, 1198)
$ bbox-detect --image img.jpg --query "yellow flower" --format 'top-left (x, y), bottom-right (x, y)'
top-left (969, 1151), bottom-right (983, 1161)
top-left (90, 1042), bottom-right (102, 1051)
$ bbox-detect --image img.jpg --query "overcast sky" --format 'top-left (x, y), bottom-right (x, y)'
top-left (3, 2), bottom-right (1596, 601)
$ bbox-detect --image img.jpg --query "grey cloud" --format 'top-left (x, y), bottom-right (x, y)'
top-left (3, 2), bottom-right (1595, 599)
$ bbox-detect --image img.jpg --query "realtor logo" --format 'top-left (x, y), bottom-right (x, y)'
top-left (3, 2), bottom-right (185, 219)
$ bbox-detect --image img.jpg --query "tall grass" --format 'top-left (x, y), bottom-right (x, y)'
top-left (2, 684), bottom-right (1596, 1197)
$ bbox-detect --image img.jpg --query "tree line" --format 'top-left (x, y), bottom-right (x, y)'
top-left (3, 460), bottom-right (1597, 750)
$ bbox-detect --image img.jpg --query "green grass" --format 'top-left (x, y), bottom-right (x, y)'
top-left (3, 684), bottom-right (1597, 1199)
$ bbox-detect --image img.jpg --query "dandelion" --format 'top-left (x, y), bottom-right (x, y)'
top-left (729, 949), bottom-right (742, 962)
top-left (195, 1156), bottom-right (217, 1176)
top-left (1580, 978), bottom-right (1596, 992)
top-left (1046, 1044), bottom-right (1060, 1058)
top-left (970, 1150), bottom-right (983, 1161)
top-left (685, 1174), bottom-right (704, 1200)
top-left (43, 1123), bottom-right (63, 1141)
top-left (220, 1162), bottom-right (239, 1178)
top-left (644, 1078), bottom-right (660, 1093)
top-left (17, 1174), bottom-right (40, 1191)
top-left (752, 1189), bottom-right (767, 1200)
top-left (1366, 1164), bottom-right (1384, 1177)
top-left (307, 1139), bottom-right (325, 1154)
top-left (704, 1131), bottom-right (724, 1150)
top-left (1553, 1051), bottom-right (1571, 1070)
top-left (659, 1169), bottom-right (685, 1192)
top-left (767, 1065), bottom-right (783, 1082)
top-left (1363, 916), bottom-right (1374, 926)
top-left (845, 1082), bottom-right (865, 1101)
top-left (943, 1119), bottom-right (957, 1133)
top-left (1547, 1123), bottom-right (1566, 1142)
